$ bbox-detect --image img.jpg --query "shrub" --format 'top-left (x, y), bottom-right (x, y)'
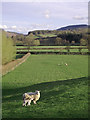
top-left (80, 38), bottom-right (87, 46)
top-left (34, 40), bottom-right (40, 46)
top-left (2, 31), bottom-right (16, 65)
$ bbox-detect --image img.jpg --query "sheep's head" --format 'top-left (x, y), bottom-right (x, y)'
top-left (35, 90), bottom-right (40, 95)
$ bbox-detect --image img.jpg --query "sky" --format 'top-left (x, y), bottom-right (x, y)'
top-left (0, 1), bottom-right (89, 34)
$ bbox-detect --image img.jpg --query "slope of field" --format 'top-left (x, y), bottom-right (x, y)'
top-left (2, 55), bottom-right (88, 118)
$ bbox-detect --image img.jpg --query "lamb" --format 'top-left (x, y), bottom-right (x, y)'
top-left (22, 90), bottom-right (40, 106)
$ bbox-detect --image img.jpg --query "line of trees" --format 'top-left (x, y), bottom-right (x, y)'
top-left (11, 28), bottom-right (88, 46)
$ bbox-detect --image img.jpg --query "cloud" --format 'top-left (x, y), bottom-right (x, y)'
top-left (0, 25), bottom-right (3, 29)
top-left (1, 0), bottom-right (89, 2)
top-left (44, 10), bottom-right (50, 19)
top-left (0, 24), bottom-right (53, 34)
top-left (30, 23), bottom-right (54, 30)
top-left (11, 25), bottom-right (17, 29)
top-left (0, 25), bottom-right (8, 29)
top-left (0, 25), bottom-right (17, 30)
top-left (45, 14), bottom-right (50, 19)
top-left (73, 16), bottom-right (87, 20)
top-left (3, 25), bottom-right (8, 29)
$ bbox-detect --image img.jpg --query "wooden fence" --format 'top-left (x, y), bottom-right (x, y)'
top-left (17, 47), bottom-right (88, 50)
top-left (16, 46), bottom-right (89, 55)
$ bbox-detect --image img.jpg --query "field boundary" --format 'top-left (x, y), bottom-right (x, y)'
top-left (17, 51), bottom-right (89, 55)
top-left (2, 53), bottom-right (30, 76)
top-left (16, 46), bottom-right (89, 55)
top-left (17, 46), bottom-right (87, 50)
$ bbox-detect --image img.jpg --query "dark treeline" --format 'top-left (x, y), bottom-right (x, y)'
top-left (28, 30), bottom-right (53, 35)
top-left (9, 28), bottom-right (88, 46)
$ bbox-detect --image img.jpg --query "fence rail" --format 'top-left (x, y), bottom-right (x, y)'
top-left (16, 46), bottom-right (89, 55)
top-left (17, 47), bottom-right (88, 50)
top-left (16, 51), bottom-right (89, 55)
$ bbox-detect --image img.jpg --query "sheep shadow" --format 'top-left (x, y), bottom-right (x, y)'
top-left (2, 77), bottom-right (88, 103)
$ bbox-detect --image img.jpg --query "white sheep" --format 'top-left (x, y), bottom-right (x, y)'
top-left (22, 90), bottom-right (40, 106)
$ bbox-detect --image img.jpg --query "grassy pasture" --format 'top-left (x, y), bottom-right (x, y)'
top-left (38, 33), bottom-right (57, 37)
top-left (2, 55), bottom-right (88, 118)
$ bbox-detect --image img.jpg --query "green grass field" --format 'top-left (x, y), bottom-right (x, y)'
top-left (38, 33), bottom-right (57, 37)
top-left (2, 55), bottom-right (88, 118)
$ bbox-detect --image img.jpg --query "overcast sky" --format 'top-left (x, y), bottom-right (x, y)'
top-left (0, 1), bottom-right (89, 34)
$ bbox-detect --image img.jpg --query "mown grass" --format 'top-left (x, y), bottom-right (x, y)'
top-left (2, 55), bottom-right (88, 118)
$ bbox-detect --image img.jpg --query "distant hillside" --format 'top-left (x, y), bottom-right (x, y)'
top-left (1, 25), bottom-right (88, 46)
top-left (6, 31), bottom-right (23, 37)
top-left (57, 24), bottom-right (88, 31)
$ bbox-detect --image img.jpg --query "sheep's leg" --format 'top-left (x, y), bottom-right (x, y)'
top-left (33, 100), bottom-right (36, 104)
top-left (23, 100), bottom-right (28, 106)
top-left (23, 102), bottom-right (26, 106)
top-left (27, 100), bottom-right (31, 106)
